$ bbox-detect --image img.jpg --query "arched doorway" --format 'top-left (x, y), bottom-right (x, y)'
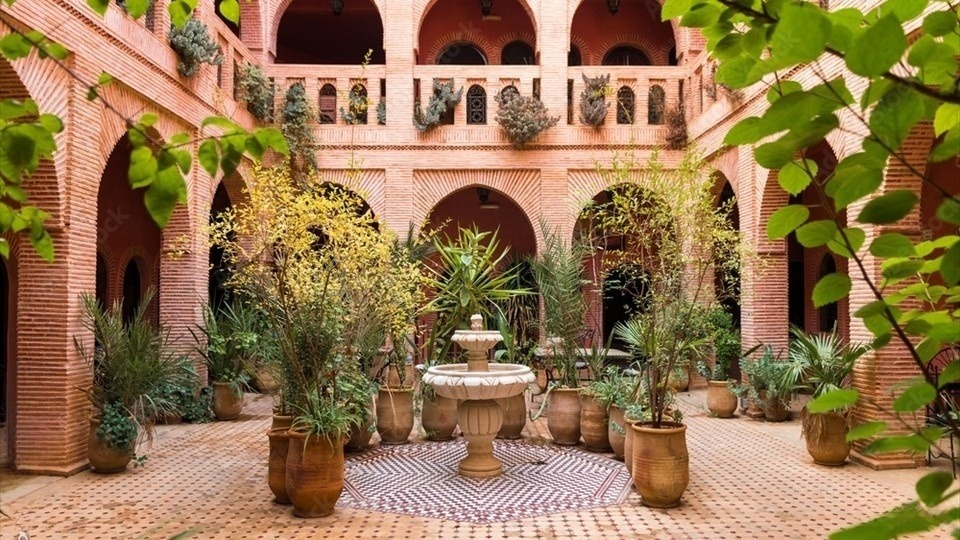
top-left (715, 179), bottom-right (740, 327)
top-left (275, 0), bottom-right (384, 64)
top-left (418, 0), bottom-right (536, 65)
top-left (436, 42), bottom-right (487, 65)
top-left (209, 183), bottom-right (232, 311)
top-left (121, 258), bottom-right (142, 324)
top-left (571, 0), bottom-right (674, 65)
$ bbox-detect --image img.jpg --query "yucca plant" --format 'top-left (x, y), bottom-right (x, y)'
top-left (76, 290), bottom-right (195, 450)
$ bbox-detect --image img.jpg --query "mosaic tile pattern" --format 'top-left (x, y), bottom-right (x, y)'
top-left (340, 439), bottom-right (630, 523)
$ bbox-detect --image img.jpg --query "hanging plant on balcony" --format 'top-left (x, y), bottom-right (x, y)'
top-left (168, 19), bottom-right (222, 78)
top-left (665, 106), bottom-right (687, 150)
top-left (376, 100), bottom-right (386, 126)
top-left (494, 91), bottom-right (559, 149)
top-left (340, 87), bottom-right (369, 125)
top-left (413, 79), bottom-right (463, 132)
top-left (237, 62), bottom-right (275, 122)
top-left (579, 73), bottom-right (609, 128)
top-left (282, 82), bottom-right (317, 180)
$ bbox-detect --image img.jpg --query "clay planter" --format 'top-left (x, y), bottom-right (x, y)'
top-left (421, 393), bottom-right (458, 441)
top-left (212, 381), bottom-right (244, 420)
top-left (803, 411), bottom-right (850, 466)
top-left (547, 388), bottom-right (582, 446)
top-left (630, 422), bottom-right (689, 508)
top-left (496, 393), bottom-right (526, 439)
top-left (345, 415), bottom-right (375, 451)
top-left (579, 393), bottom-right (611, 452)
top-left (267, 414), bottom-right (294, 504)
top-left (285, 430), bottom-right (346, 518)
top-left (87, 418), bottom-right (134, 474)
top-left (706, 381), bottom-right (738, 418)
top-left (376, 387), bottom-right (414, 444)
top-left (668, 368), bottom-right (690, 393)
top-left (608, 405), bottom-right (626, 460)
top-left (763, 397), bottom-right (790, 422)
top-left (623, 417), bottom-right (638, 480)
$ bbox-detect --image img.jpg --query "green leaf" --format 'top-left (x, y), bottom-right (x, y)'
top-left (916, 472), bottom-right (955, 506)
top-left (937, 199), bottom-right (960, 225)
top-left (882, 259), bottom-right (924, 280)
top-left (847, 14), bottom-right (907, 77)
top-left (168, 0), bottom-right (192, 28)
top-left (845, 421), bottom-right (887, 442)
top-left (938, 360), bottom-right (960, 387)
top-left (796, 220), bottom-right (838, 248)
top-left (813, 272), bottom-right (851, 307)
top-left (858, 190), bottom-right (918, 224)
top-left (922, 10), bottom-right (957, 36)
top-left (198, 139), bottom-right (219, 178)
top-left (771, 3), bottom-right (832, 64)
top-left (887, 0), bottom-right (926, 22)
top-left (863, 434), bottom-right (930, 455)
top-left (942, 242), bottom-right (960, 286)
top-left (144, 166), bottom-right (187, 227)
top-left (0, 34), bottom-right (31, 60)
top-left (123, 0), bottom-right (150, 18)
top-left (681, 3), bottom-right (720, 27)
top-left (778, 159), bottom-right (816, 196)
top-left (825, 157), bottom-right (883, 211)
top-left (766, 205), bottom-right (810, 240)
top-left (870, 233), bottom-right (916, 257)
top-left (807, 388), bottom-right (859, 413)
top-left (253, 128), bottom-right (289, 155)
top-left (892, 381), bottom-right (937, 412)
top-left (86, 0), bottom-right (109, 16)
top-left (869, 86), bottom-right (925, 150)
top-left (767, 81), bottom-right (803, 105)
top-left (128, 148), bottom-right (157, 188)
top-left (217, 0), bottom-right (239, 24)
top-left (29, 227), bottom-right (54, 262)
top-left (97, 72), bottom-right (114, 86)
top-left (661, 0), bottom-right (692, 21)
top-left (828, 227), bottom-right (865, 258)
top-left (830, 501), bottom-right (960, 540)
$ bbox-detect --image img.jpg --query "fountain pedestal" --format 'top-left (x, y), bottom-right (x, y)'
top-left (422, 315), bottom-right (535, 479)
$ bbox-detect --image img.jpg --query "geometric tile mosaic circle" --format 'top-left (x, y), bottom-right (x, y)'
top-left (339, 439), bottom-right (631, 524)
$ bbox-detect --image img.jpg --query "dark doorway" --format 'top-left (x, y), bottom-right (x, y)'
top-left (1, 260), bottom-right (8, 424)
top-left (121, 259), bottom-right (142, 325)
top-left (209, 184), bottom-right (232, 311)
top-left (436, 43), bottom-right (487, 65)
top-left (96, 253), bottom-right (108, 310)
top-left (603, 265), bottom-right (650, 350)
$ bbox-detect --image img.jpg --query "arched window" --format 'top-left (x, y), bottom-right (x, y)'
top-left (121, 258), bottom-right (142, 325)
top-left (818, 254), bottom-right (839, 332)
top-left (648, 85), bottom-right (665, 125)
top-left (568, 45), bottom-right (582, 67)
top-left (602, 46), bottom-right (651, 66)
top-left (436, 43), bottom-right (487, 65)
top-left (319, 84), bottom-right (337, 124)
top-left (467, 85), bottom-right (487, 125)
top-left (616, 86), bottom-right (635, 125)
top-left (345, 84), bottom-right (368, 125)
top-left (501, 40), bottom-right (534, 65)
top-left (500, 85), bottom-right (520, 102)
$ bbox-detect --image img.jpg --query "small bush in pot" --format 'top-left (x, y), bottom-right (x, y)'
top-left (192, 301), bottom-right (258, 420)
top-left (733, 346), bottom-right (792, 421)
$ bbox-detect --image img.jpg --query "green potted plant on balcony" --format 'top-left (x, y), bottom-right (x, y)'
top-left (77, 291), bottom-right (195, 473)
top-left (782, 327), bottom-right (869, 466)
top-left (495, 90), bottom-right (560, 148)
top-left (579, 73), bottom-right (610, 128)
top-left (413, 78), bottom-right (463, 132)
top-left (168, 18), bottom-right (222, 78)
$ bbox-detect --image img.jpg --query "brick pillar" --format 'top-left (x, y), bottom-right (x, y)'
top-left (740, 250), bottom-right (789, 356)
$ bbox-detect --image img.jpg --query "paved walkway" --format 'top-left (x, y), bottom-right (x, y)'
top-left (0, 389), bottom-right (954, 539)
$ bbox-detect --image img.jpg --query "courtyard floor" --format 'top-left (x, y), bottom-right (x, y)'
top-left (0, 389), bottom-right (954, 539)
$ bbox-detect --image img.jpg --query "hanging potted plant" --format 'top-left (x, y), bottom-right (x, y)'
top-left (782, 327), bottom-right (869, 466)
top-left (579, 73), bottom-right (610, 128)
top-left (77, 291), bottom-right (195, 473)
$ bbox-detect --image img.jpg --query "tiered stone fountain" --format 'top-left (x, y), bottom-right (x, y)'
top-left (422, 314), bottom-right (535, 478)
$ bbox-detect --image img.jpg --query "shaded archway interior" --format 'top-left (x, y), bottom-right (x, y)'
top-left (1, 259), bottom-right (8, 424)
top-left (209, 183), bottom-right (233, 311)
top-left (426, 186), bottom-right (536, 259)
top-left (418, 0), bottom-right (536, 64)
top-left (571, 0), bottom-right (675, 65)
top-left (714, 180), bottom-right (740, 329)
top-left (276, 0), bottom-right (384, 64)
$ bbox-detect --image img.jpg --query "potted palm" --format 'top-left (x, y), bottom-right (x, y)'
top-left (696, 309), bottom-right (754, 418)
top-left (77, 291), bottom-right (194, 473)
top-left (782, 327), bottom-right (869, 466)
top-left (192, 301), bottom-right (257, 420)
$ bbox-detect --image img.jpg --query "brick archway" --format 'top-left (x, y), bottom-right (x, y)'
top-left (568, 0), bottom-right (680, 64)
top-left (269, 0), bottom-right (386, 60)
top-left (416, 0), bottom-right (540, 60)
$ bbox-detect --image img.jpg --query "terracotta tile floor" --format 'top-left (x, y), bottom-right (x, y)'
top-left (1, 389), bottom-right (955, 539)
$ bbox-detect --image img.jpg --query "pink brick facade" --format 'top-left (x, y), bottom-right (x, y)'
top-left (0, 0), bottom-right (955, 473)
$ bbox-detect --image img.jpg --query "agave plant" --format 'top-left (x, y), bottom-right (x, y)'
top-left (782, 326), bottom-right (870, 399)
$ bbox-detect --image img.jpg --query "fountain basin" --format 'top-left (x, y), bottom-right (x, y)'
top-left (423, 363), bottom-right (535, 401)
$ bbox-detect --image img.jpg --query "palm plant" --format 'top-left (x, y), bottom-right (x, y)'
top-left (192, 300), bottom-right (257, 396)
top-left (782, 326), bottom-right (870, 399)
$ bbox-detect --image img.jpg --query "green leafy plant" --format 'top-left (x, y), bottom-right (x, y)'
top-left (168, 19), bottom-right (222, 78)
top-left (236, 62), bottom-right (275, 122)
top-left (579, 73), bottom-right (610, 128)
top-left (341, 85), bottom-right (369, 125)
top-left (97, 401), bottom-right (138, 451)
top-left (191, 301), bottom-right (258, 396)
top-left (281, 82), bottom-right (318, 180)
top-left (696, 308), bottom-right (752, 381)
top-left (495, 91), bottom-right (559, 148)
top-left (180, 386), bottom-right (215, 424)
top-left (376, 100), bottom-right (386, 126)
top-left (413, 79), bottom-right (463, 132)
top-left (731, 345), bottom-right (791, 409)
top-left (782, 327), bottom-right (870, 401)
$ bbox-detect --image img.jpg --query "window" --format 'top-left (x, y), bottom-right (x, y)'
top-left (346, 84), bottom-right (368, 125)
top-left (648, 85), bottom-right (665, 125)
top-left (616, 86), bottom-right (635, 125)
top-left (467, 85), bottom-right (486, 125)
top-left (437, 43), bottom-right (487, 65)
top-left (501, 41), bottom-right (534, 65)
top-left (121, 259), bottom-right (142, 326)
top-left (818, 254), bottom-right (839, 332)
top-left (602, 46), bottom-right (651, 66)
top-left (319, 84), bottom-right (336, 124)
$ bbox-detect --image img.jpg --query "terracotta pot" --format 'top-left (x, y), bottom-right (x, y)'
top-left (496, 393), bottom-right (526, 439)
top-left (267, 428), bottom-right (291, 504)
top-left (623, 417), bottom-right (638, 479)
top-left (547, 388), bottom-right (582, 446)
top-left (763, 397), bottom-right (790, 422)
top-left (212, 381), bottom-right (244, 420)
top-left (579, 393), bottom-right (611, 452)
top-left (376, 387), bottom-right (414, 444)
top-left (253, 367), bottom-right (279, 394)
top-left (608, 405), bottom-right (626, 460)
top-left (631, 422), bottom-right (689, 508)
top-left (285, 430), bottom-right (345, 518)
top-left (803, 411), bottom-right (850, 466)
top-left (87, 417), bottom-right (134, 474)
top-left (668, 368), bottom-right (690, 392)
top-left (156, 411), bottom-right (182, 425)
top-left (706, 380), bottom-right (738, 418)
top-left (345, 415), bottom-right (375, 451)
top-left (272, 414), bottom-right (294, 431)
top-left (421, 393), bottom-right (458, 441)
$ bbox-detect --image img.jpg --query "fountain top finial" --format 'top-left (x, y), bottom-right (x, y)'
top-left (470, 314), bottom-right (483, 331)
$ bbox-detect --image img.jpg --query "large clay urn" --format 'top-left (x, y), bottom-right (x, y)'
top-left (579, 393), bottom-right (611, 452)
top-left (267, 414), bottom-right (294, 504)
top-left (706, 380), bottom-right (738, 418)
top-left (285, 430), bottom-right (346, 518)
top-left (803, 411), bottom-right (850, 466)
top-left (631, 422), bottom-right (689, 508)
top-left (608, 405), bottom-right (626, 460)
top-left (421, 393), bottom-right (458, 441)
top-left (623, 417), bottom-right (638, 480)
top-left (496, 393), bottom-right (526, 439)
top-left (547, 388), bottom-right (582, 446)
top-left (764, 396), bottom-right (790, 422)
top-left (88, 417), bottom-right (133, 474)
top-left (345, 414), bottom-right (375, 451)
top-left (376, 386), bottom-right (414, 444)
top-left (212, 381), bottom-right (243, 420)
